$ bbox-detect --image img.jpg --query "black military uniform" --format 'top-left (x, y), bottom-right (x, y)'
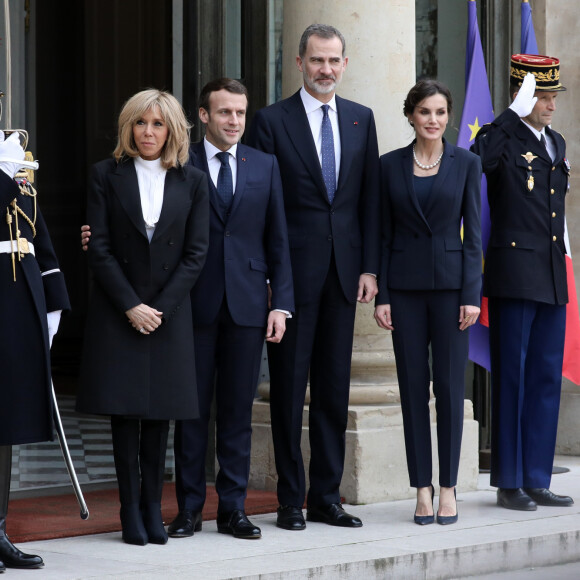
top-left (0, 151), bottom-right (70, 568)
top-left (472, 54), bottom-right (573, 511)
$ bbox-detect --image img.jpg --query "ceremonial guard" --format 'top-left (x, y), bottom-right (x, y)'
top-left (0, 131), bottom-right (70, 569)
top-left (472, 54), bottom-right (573, 511)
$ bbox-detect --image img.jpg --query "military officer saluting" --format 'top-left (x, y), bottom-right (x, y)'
top-left (472, 54), bottom-right (573, 511)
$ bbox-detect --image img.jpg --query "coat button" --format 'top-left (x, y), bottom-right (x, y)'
top-left (168, 240), bottom-right (175, 246)
top-left (163, 264), bottom-right (169, 270)
top-left (552, 212), bottom-right (556, 218)
top-left (551, 189), bottom-right (555, 194)
top-left (528, 165), bottom-right (532, 170)
top-left (552, 166), bottom-right (556, 171)
top-left (327, 235), bottom-right (333, 241)
top-left (511, 242), bottom-right (516, 247)
top-left (553, 236), bottom-right (557, 242)
top-left (225, 231), bottom-right (231, 237)
top-left (122, 258), bottom-right (129, 263)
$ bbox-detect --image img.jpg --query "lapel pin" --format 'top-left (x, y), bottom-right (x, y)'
top-left (353, 121), bottom-right (358, 125)
top-left (521, 152), bottom-right (537, 164)
top-left (242, 157), bottom-right (247, 162)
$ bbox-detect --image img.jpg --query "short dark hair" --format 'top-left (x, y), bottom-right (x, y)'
top-left (509, 81), bottom-right (521, 101)
top-left (299, 24), bottom-right (346, 59)
top-left (198, 78), bottom-right (249, 113)
top-left (403, 79), bottom-right (453, 117)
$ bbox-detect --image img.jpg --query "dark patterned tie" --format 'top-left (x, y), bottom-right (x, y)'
top-left (216, 151), bottom-right (233, 209)
top-left (321, 104), bottom-right (336, 204)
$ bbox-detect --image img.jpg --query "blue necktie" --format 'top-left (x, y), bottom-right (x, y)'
top-left (216, 151), bottom-right (233, 210)
top-left (321, 104), bottom-right (336, 204)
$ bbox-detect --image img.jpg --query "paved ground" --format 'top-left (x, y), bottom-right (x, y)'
top-left (5, 455), bottom-right (580, 579)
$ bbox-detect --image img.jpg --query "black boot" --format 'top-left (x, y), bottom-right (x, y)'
top-left (111, 417), bottom-right (148, 545)
top-left (119, 504), bottom-right (148, 546)
top-left (140, 420), bottom-right (169, 545)
top-left (0, 446), bottom-right (43, 568)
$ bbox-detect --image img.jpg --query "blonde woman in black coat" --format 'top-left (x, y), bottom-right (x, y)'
top-left (77, 90), bottom-right (209, 545)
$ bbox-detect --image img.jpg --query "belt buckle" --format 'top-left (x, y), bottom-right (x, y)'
top-left (18, 237), bottom-right (30, 255)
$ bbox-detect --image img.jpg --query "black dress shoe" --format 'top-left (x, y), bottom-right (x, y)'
top-left (497, 488), bottom-right (537, 511)
top-left (0, 535), bottom-right (44, 569)
top-left (217, 510), bottom-right (261, 539)
top-left (524, 488), bottom-right (574, 507)
top-left (276, 505), bottom-right (306, 530)
top-left (0, 557), bottom-right (4, 572)
top-left (168, 510), bottom-right (203, 538)
top-left (306, 503), bottom-right (362, 528)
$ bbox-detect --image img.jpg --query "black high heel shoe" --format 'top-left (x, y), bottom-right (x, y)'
top-left (414, 484), bottom-right (435, 525)
top-left (437, 487), bottom-right (458, 525)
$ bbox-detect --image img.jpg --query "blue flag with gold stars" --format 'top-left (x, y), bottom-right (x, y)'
top-left (457, 0), bottom-right (494, 370)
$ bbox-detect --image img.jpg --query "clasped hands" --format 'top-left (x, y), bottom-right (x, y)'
top-left (126, 303), bottom-right (163, 335)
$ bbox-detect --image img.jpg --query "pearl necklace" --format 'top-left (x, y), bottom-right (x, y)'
top-left (413, 145), bottom-right (443, 170)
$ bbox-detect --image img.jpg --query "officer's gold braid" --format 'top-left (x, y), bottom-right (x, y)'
top-left (13, 203), bottom-right (36, 238)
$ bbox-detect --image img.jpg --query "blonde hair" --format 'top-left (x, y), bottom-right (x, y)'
top-left (113, 89), bottom-right (191, 169)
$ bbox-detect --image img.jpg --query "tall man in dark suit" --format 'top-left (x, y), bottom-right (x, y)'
top-left (472, 54), bottom-right (573, 511)
top-left (168, 79), bottom-right (294, 540)
top-left (247, 24), bottom-right (380, 530)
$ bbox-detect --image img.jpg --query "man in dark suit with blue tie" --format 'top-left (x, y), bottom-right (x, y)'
top-left (166, 79), bottom-right (294, 539)
top-left (247, 24), bottom-right (380, 530)
top-left (472, 54), bottom-right (573, 511)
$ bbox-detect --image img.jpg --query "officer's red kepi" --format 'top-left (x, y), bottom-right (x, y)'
top-left (510, 54), bottom-right (566, 91)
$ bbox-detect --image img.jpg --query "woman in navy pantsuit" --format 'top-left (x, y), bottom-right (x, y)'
top-left (375, 81), bottom-right (482, 525)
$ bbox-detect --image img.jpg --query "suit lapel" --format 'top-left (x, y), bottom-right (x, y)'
top-left (151, 167), bottom-right (187, 241)
top-left (229, 144), bottom-right (249, 217)
top-left (422, 140), bottom-right (454, 217)
top-left (190, 141), bottom-right (224, 222)
top-left (546, 126), bottom-right (564, 164)
top-left (110, 160), bottom-right (148, 239)
top-left (336, 96), bottom-right (354, 193)
top-left (281, 91), bottom-right (328, 202)
top-left (402, 143), bottom-right (431, 232)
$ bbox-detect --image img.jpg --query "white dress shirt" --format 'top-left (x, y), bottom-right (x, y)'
top-left (300, 87), bottom-right (341, 187)
top-left (134, 156), bottom-right (167, 242)
top-left (204, 138), bottom-right (238, 192)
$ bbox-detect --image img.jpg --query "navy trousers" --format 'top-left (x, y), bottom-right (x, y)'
top-left (267, 257), bottom-right (356, 508)
top-left (489, 297), bottom-right (565, 489)
top-left (390, 289), bottom-right (469, 488)
top-left (174, 301), bottom-right (264, 514)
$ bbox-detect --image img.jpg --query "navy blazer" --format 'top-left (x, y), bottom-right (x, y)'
top-left (377, 141), bottom-right (482, 306)
top-left (189, 141), bottom-right (294, 328)
top-left (472, 108), bottom-right (568, 305)
top-left (247, 90), bottom-right (380, 305)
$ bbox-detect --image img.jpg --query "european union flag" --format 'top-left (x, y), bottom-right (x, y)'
top-left (521, 0), bottom-right (539, 54)
top-left (457, 0), bottom-right (494, 370)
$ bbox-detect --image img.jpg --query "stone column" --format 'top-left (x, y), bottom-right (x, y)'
top-left (536, 0), bottom-right (580, 455)
top-left (250, 0), bottom-right (480, 503)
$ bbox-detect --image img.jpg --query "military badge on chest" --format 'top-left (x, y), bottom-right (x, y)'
top-left (521, 151), bottom-right (538, 192)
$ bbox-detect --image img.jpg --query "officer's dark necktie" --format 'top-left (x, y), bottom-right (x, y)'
top-left (320, 104), bottom-right (336, 204)
top-left (216, 151), bottom-right (233, 210)
top-left (540, 134), bottom-right (547, 150)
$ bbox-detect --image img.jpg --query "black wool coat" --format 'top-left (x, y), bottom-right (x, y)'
top-left (77, 158), bottom-right (209, 419)
top-left (0, 171), bottom-right (70, 445)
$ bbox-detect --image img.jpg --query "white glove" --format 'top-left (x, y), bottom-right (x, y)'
top-left (47, 310), bottom-right (62, 348)
top-left (0, 131), bottom-right (25, 179)
top-left (509, 72), bottom-right (538, 118)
